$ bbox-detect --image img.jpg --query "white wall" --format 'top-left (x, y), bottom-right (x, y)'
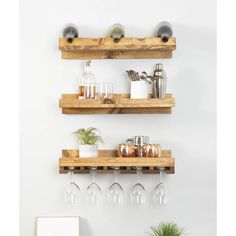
top-left (20, 0), bottom-right (216, 235)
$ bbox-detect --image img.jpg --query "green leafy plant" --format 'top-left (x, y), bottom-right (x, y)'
top-left (147, 222), bottom-right (187, 236)
top-left (73, 127), bottom-right (104, 145)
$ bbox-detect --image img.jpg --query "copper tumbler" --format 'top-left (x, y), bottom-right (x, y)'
top-left (143, 144), bottom-right (162, 157)
top-left (118, 144), bottom-right (136, 157)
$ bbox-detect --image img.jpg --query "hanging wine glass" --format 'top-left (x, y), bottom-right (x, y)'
top-left (86, 167), bottom-right (102, 204)
top-left (130, 167), bottom-right (147, 205)
top-left (107, 167), bottom-right (124, 204)
top-left (64, 167), bottom-right (81, 204)
top-left (153, 167), bottom-right (168, 205)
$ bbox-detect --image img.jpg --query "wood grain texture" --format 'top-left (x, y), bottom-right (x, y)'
top-left (61, 51), bottom-right (173, 59)
top-left (59, 149), bottom-right (175, 174)
top-left (59, 93), bottom-right (175, 114)
top-left (59, 37), bottom-right (176, 59)
top-left (61, 107), bottom-right (172, 114)
top-left (62, 149), bottom-right (171, 158)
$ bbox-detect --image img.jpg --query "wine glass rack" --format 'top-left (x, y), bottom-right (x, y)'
top-left (59, 149), bottom-right (175, 174)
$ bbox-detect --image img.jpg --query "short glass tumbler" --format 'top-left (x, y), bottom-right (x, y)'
top-left (96, 83), bottom-right (114, 103)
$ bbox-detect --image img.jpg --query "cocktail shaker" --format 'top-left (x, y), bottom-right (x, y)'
top-left (124, 136), bottom-right (149, 157)
top-left (124, 136), bottom-right (149, 146)
top-left (134, 136), bottom-right (148, 157)
top-left (152, 63), bottom-right (167, 99)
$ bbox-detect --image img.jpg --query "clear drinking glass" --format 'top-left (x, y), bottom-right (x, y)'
top-left (64, 167), bottom-right (81, 204)
top-left (107, 167), bottom-right (124, 204)
top-left (153, 167), bottom-right (168, 205)
top-left (103, 83), bottom-right (113, 99)
top-left (86, 167), bottom-right (102, 204)
top-left (96, 83), bottom-right (114, 103)
top-left (130, 167), bottom-right (147, 205)
top-left (96, 83), bottom-right (105, 99)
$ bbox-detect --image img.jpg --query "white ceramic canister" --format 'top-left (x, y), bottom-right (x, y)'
top-left (130, 80), bottom-right (148, 99)
top-left (79, 144), bottom-right (98, 158)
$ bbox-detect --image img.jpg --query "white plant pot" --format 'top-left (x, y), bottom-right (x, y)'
top-left (130, 81), bottom-right (148, 99)
top-left (79, 144), bottom-right (98, 158)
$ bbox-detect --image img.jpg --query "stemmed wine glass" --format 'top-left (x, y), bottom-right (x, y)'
top-left (64, 167), bottom-right (81, 204)
top-left (107, 167), bottom-right (124, 204)
top-left (153, 167), bottom-right (168, 205)
top-left (130, 167), bottom-right (147, 205)
top-left (86, 167), bottom-right (102, 204)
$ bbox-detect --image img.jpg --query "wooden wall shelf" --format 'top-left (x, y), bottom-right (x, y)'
top-left (59, 94), bottom-right (175, 114)
top-left (59, 37), bottom-right (176, 59)
top-left (59, 149), bottom-right (175, 174)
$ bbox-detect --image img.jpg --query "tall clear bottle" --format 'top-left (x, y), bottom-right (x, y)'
top-left (81, 60), bottom-right (96, 99)
top-left (78, 62), bottom-right (84, 99)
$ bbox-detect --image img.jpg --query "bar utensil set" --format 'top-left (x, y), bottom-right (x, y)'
top-left (126, 63), bottom-right (168, 99)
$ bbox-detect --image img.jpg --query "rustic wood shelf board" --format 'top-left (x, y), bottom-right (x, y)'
top-left (59, 93), bottom-right (175, 114)
top-left (59, 149), bottom-right (175, 174)
top-left (59, 37), bottom-right (176, 59)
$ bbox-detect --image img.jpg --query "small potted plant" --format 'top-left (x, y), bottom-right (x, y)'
top-left (147, 222), bottom-right (187, 236)
top-left (73, 127), bottom-right (104, 158)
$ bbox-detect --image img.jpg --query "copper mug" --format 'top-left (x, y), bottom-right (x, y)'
top-left (118, 144), bottom-right (136, 157)
top-left (143, 144), bottom-right (162, 157)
